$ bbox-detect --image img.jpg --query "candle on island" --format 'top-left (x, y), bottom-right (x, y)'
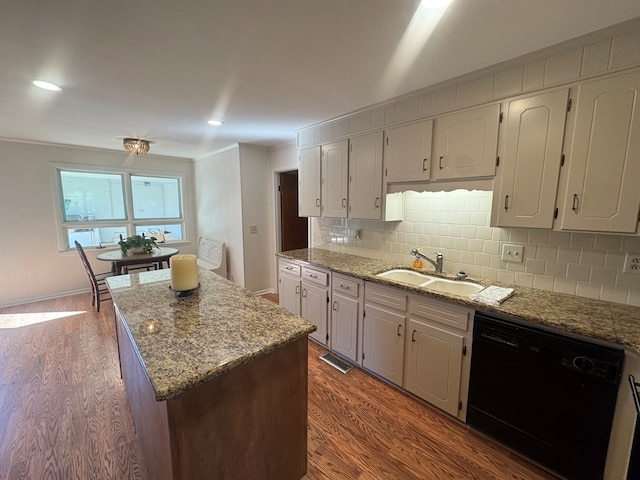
top-left (170, 254), bottom-right (199, 291)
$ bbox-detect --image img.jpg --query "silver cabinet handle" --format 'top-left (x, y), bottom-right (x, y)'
top-left (316, 198), bottom-right (320, 207)
top-left (439, 156), bottom-right (444, 170)
top-left (295, 286), bottom-right (300, 295)
top-left (572, 193), bottom-right (579, 212)
top-left (339, 284), bottom-right (350, 290)
top-left (375, 197), bottom-right (380, 208)
top-left (504, 195), bottom-right (509, 211)
top-left (397, 324), bottom-right (402, 336)
top-left (412, 330), bottom-right (417, 342)
top-left (342, 198), bottom-right (347, 208)
top-left (423, 158), bottom-right (429, 172)
top-left (332, 301), bottom-right (338, 311)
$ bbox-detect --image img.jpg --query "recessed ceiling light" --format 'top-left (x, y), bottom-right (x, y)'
top-left (207, 119), bottom-right (224, 126)
top-left (32, 80), bottom-right (62, 91)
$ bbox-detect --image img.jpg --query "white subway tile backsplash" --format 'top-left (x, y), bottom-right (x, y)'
top-left (557, 247), bottom-right (581, 264)
top-left (528, 229), bottom-right (549, 245)
top-left (580, 250), bottom-right (605, 267)
top-left (570, 233), bottom-right (596, 249)
top-left (312, 190), bottom-right (640, 306)
top-left (554, 279), bottom-right (577, 295)
top-left (577, 282), bottom-right (602, 300)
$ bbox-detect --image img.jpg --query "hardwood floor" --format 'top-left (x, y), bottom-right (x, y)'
top-left (0, 294), bottom-right (557, 479)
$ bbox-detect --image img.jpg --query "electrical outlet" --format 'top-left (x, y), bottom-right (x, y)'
top-left (249, 225), bottom-right (258, 234)
top-left (501, 244), bottom-right (524, 263)
top-left (624, 253), bottom-right (640, 274)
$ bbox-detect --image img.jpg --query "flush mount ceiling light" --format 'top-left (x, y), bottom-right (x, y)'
top-left (32, 80), bottom-right (62, 91)
top-left (123, 138), bottom-right (150, 155)
top-left (207, 119), bottom-right (224, 126)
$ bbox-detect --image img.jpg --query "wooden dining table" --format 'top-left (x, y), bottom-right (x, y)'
top-left (96, 247), bottom-right (179, 275)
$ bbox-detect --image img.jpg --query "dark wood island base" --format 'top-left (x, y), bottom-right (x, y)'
top-left (108, 269), bottom-right (315, 480)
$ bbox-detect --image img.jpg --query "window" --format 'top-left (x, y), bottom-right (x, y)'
top-left (58, 169), bottom-right (185, 249)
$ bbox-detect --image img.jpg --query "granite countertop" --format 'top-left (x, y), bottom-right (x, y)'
top-left (107, 268), bottom-right (316, 401)
top-left (277, 248), bottom-right (640, 354)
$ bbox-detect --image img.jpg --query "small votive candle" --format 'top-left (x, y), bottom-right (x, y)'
top-left (170, 254), bottom-right (199, 292)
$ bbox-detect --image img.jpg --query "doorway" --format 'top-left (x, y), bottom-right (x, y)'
top-left (278, 171), bottom-right (308, 252)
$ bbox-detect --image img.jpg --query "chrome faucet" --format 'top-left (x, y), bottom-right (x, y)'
top-left (410, 248), bottom-right (443, 274)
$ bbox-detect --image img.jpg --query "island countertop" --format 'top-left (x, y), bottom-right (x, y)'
top-left (107, 268), bottom-right (316, 401)
top-left (277, 248), bottom-right (640, 354)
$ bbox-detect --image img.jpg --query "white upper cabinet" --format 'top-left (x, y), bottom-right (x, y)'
top-left (298, 146), bottom-right (321, 217)
top-left (384, 119), bottom-right (433, 183)
top-left (321, 140), bottom-right (349, 218)
top-left (349, 131), bottom-right (383, 220)
top-left (432, 104), bottom-right (500, 180)
top-left (560, 72), bottom-right (640, 233)
top-left (496, 89), bottom-right (569, 228)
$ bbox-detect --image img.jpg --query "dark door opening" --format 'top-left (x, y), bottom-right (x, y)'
top-left (279, 171), bottom-right (308, 252)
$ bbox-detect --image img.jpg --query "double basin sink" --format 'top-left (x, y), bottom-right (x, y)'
top-left (376, 269), bottom-right (484, 296)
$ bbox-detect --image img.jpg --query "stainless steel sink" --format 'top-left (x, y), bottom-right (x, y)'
top-left (376, 269), bottom-right (436, 286)
top-left (376, 269), bottom-right (484, 296)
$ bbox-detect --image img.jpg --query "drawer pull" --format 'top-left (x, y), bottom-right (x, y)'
top-left (340, 284), bottom-right (350, 290)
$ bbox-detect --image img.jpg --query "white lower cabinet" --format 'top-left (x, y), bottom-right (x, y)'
top-left (363, 282), bottom-right (408, 386)
top-left (405, 295), bottom-right (474, 420)
top-left (302, 281), bottom-right (329, 345)
top-left (278, 259), bottom-right (301, 316)
top-left (330, 273), bottom-right (363, 363)
top-left (278, 258), bottom-right (330, 345)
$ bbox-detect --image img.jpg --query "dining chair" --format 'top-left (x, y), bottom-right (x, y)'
top-left (75, 241), bottom-right (115, 312)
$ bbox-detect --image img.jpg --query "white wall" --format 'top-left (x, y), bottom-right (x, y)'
top-left (312, 190), bottom-right (640, 306)
top-left (195, 145), bottom-right (244, 285)
top-left (238, 144), bottom-right (273, 293)
top-left (195, 143), bottom-right (275, 292)
top-left (0, 139), bottom-right (196, 307)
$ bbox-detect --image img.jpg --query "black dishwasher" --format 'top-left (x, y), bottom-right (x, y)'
top-left (468, 312), bottom-right (624, 480)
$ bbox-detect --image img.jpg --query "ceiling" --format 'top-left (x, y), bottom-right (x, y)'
top-left (2, 1), bottom-right (639, 160)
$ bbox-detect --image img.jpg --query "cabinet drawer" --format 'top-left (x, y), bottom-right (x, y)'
top-left (410, 295), bottom-right (473, 331)
top-left (332, 273), bottom-right (361, 298)
top-left (365, 282), bottom-right (407, 311)
top-left (302, 266), bottom-right (329, 286)
top-left (279, 260), bottom-right (301, 277)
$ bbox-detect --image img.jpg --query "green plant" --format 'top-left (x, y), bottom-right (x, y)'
top-left (119, 233), bottom-right (158, 255)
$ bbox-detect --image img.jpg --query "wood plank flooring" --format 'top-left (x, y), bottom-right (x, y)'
top-left (0, 294), bottom-right (558, 479)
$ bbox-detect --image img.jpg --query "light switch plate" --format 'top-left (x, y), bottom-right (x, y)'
top-left (502, 244), bottom-right (524, 263)
top-left (624, 253), bottom-right (640, 274)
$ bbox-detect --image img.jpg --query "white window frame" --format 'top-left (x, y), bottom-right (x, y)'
top-left (53, 165), bottom-right (187, 251)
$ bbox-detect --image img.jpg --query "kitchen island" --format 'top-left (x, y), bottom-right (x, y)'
top-left (107, 268), bottom-right (315, 480)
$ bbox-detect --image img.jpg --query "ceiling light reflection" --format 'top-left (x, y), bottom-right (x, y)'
top-left (32, 80), bottom-right (62, 91)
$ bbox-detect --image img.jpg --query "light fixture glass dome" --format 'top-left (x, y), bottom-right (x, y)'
top-left (123, 138), bottom-right (150, 154)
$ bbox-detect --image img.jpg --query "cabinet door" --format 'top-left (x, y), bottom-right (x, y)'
top-left (349, 131), bottom-right (383, 220)
top-left (362, 304), bottom-right (405, 385)
top-left (321, 140), bottom-right (349, 218)
top-left (432, 104), bottom-right (500, 180)
top-left (298, 146), bottom-right (321, 217)
top-left (302, 282), bottom-right (329, 345)
top-left (497, 89), bottom-right (569, 228)
top-left (279, 275), bottom-right (301, 316)
top-left (384, 120), bottom-right (433, 183)
top-left (331, 293), bottom-right (359, 362)
top-left (561, 72), bottom-right (640, 233)
top-left (406, 318), bottom-right (464, 417)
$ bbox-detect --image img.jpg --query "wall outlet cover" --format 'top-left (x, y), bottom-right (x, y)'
top-left (502, 244), bottom-right (524, 263)
top-left (624, 253), bottom-right (640, 274)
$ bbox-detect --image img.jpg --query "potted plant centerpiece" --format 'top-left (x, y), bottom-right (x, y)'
top-left (119, 233), bottom-right (158, 256)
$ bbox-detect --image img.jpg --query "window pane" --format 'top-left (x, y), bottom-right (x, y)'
top-left (67, 227), bottom-right (128, 248)
top-left (135, 224), bottom-right (183, 242)
top-left (60, 171), bottom-right (125, 221)
top-left (131, 175), bottom-right (181, 220)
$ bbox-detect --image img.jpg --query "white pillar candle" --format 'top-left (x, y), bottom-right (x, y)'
top-left (170, 254), bottom-right (199, 291)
